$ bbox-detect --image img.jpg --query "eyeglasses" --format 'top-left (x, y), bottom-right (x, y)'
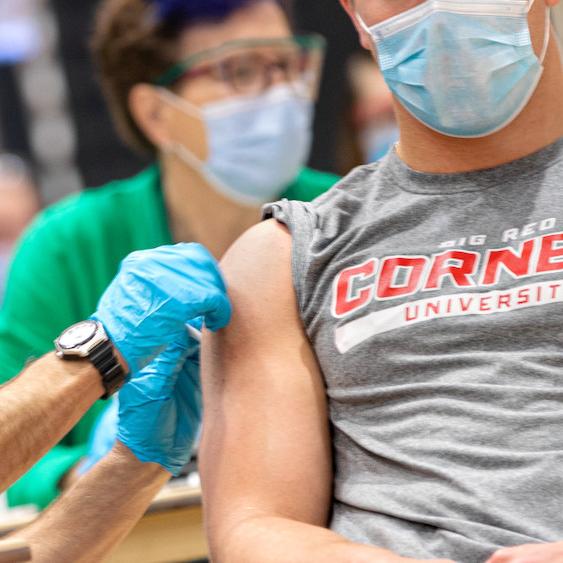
top-left (154, 34), bottom-right (326, 99)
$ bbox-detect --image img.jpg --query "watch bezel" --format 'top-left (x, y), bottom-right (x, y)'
top-left (55, 320), bottom-right (109, 358)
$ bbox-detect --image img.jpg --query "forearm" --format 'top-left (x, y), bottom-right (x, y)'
top-left (214, 515), bottom-right (402, 563)
top-left (15, 442), bottom-right (170, 563)
top-left (0, 353), bottom-right (104, 492)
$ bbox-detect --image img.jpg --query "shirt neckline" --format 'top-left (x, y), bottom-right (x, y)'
top-left (377, 136), bottom-right (563, 195)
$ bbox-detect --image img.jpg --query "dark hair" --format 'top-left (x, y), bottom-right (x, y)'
top-left (153, 0), bottom-right (262, 25)
top-left (92, 0), bottom-right (269, 154)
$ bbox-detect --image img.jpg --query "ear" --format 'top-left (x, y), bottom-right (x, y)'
top-left (128, 83), bottom-right (174, 149)
top-left (339, 0), bottom-right (375, 51)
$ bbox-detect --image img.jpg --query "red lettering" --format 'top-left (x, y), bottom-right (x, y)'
top-left (460, 297), bottom-right (474, 312)
top-left (377, 257), bottom-right (427, 299)
top-left (479, 296), bottom-right (491, 312)
top-left (405, 305), bottom-right (419, 322)
top-left (550, 283), bottom-right (561, 299)
top-left (425, 250), bottom-right (478, 290)
top-left (497, 294), bottom-right (512, 309)
top-left (425, 301), bottom-right (441, 317)
top-left (333, 259), bottom-right (377, 317)
top-left (481, 240), bottom-right (534, 285)
top-left (536, 233), bottom-right (563, 274)
top-left (517, 288), bottom-right (530, 305)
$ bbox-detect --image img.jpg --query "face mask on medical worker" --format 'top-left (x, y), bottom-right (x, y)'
top-left (355, 0), bottom-right (552, 138)
top-left (156, 35), bottom-right (325, 206)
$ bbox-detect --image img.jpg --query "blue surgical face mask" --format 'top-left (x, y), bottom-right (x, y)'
top-left (356, 0), bottom-right (551, 138)
top-left (161, 84), bottom-right (313, 206)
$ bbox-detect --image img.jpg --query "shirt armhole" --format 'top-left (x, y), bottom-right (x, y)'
top-left (263, 200), bottom-right (317, 319)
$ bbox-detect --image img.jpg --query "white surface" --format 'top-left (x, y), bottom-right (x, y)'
top-left (0, 493), bottom-right (7, 516)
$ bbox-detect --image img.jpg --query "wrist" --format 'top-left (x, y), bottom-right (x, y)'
top-left (55, 320), bottom-right (130, 399)
top-left (108, 441), bottom-right (170, 480)
top-left (90, 315), bottom-right (131, 373)
top-left (48, 352), bottom-right (106, 400)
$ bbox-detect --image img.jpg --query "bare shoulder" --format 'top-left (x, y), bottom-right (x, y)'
top-left (221, 219), bottom-right (294, 316)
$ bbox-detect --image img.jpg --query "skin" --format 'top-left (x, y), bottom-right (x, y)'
top-left (12, 442), bottom-right (169, 563)
top-left (342, 0), bottom-right (563, 173)
top-left (129, 0), bottom-right (294, 260)
top-left (63, 0), bottom-right (299, 491)
top-left (0, 351), bottom-right (168, 562)
top-left (0, 354), bottom-right (106, 491)
top-left (200, 1), bottom-right (563, 562)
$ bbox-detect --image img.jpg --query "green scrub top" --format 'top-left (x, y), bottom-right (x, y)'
top-left (0, 165), bottom-right (339, 509)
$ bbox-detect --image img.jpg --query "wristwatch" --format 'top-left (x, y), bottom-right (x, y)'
top-left (55, 320), bottom-right (127, 400)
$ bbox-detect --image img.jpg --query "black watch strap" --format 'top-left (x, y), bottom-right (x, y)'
top-left (89, 340), bottom-right (127, 400)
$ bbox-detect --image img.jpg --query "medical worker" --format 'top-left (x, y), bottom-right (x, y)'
top-left (201, 0), bottom-right (563, 562)
top-left (0, 0), bottom-right (338, 508)
top-left (2, 243), bottom-right (230, 562)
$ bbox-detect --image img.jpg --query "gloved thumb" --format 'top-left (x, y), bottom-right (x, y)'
top-left (200, 292), bottom-right (232, 332)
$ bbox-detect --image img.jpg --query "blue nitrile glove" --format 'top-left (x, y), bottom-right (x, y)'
top-left (91, 243), bottom-right (231, 374)
top-left (78, 398), bottom-right (119, 475)
top-left (117, 330), bottom-right (202, 475)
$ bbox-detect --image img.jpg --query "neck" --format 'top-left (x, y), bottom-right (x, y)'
top-left (161, 153), bottom-right (262, 260)
top-left (396, 33), bottom-right (563, 174)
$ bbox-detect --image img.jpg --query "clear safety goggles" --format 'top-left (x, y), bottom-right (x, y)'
top-left (154, 34), bottom-right (326, 100)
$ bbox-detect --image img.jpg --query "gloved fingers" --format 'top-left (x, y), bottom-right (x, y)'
top-left (177, 361), bottom-right (202, 412)
top-left (124, 243), bottom-right (226, 295)
top-left (156, 263), bottom-right (230, 330)
top-left (199, 291), bottom-right (233, 332)
top-left (121, 334), bottom-right (191, 403)
top-left (108, 246), bottom-right (231, 328)
top-left (92, 242), bottom-right (231, 374)
top-left (172, 361), bottom-right (203, 449)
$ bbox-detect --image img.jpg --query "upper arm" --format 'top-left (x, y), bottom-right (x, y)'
top-left (200, 219), bottom-right (333, 549)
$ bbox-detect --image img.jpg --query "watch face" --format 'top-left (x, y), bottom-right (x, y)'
top-left (58, 321), bottom-right (98, 350)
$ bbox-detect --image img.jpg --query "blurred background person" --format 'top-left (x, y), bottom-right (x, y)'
top-left (0, 0), bottom-right (338, 511)
top-left (349, 54), bottom-right (399, 164)
top-left (336, 54), bottom-right (399, 172)
top-left (0, 154), bottom-right (39, 303)
top-left (292, 1), bottom-right (361, 174)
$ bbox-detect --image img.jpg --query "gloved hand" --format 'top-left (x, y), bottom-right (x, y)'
top-left (117, 331), bottom-right (201, 475)
top-left (78, 398), bottom-right (119, 476)
top-left (91, 243), bottom-right (231, 374)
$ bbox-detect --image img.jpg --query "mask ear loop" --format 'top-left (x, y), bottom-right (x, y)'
top-left (528, 0), bottom-right (551, 64)
top-left (157, 87), bottom-right (210, 174)
top-left (158, 87), bottom-right (203, 119)
top-left (158, 86), bottom-right (208, 158)
top-left (355, 11), bottom-right (381, 66)
top-left (539, 6), bottom-right (552, 64)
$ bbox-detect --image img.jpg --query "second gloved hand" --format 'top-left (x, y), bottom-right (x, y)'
top-left (91, 243), bottom-right (231, 374)
top-left (117, 331), bottom-right (201, 475)
top-left (78, 398), bottom-right (119, 476)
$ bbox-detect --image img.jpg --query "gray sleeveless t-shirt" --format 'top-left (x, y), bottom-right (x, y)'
top-left (264, 138), bottom-right (563, 563)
